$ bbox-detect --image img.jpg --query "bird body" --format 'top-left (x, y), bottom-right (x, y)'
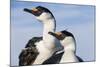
top-left (19, 6), bottom-right (58, 65)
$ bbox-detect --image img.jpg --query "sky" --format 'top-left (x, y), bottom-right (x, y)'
top-left (11, 0), bottom-right (95, 66)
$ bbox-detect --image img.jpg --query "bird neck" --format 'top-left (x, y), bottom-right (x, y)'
top-left (42, 18), bottom-right (56, 50)
top-left (61, 37), bottom-right (76, 53)
top-left (43, 18), bottom-right (56, 41)
top-left (60, 38), bottom-right (78, 63)
top-left (64, 43), bottom-right (76, 52)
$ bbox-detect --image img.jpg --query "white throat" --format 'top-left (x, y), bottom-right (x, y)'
top-left (36, 12), bottom-right (56, 44)
top-left (43, 19), bottom-right (56, 40)
top-left (60, 37), bottom-right (78, 63)
top-left (61, 37), bottom-right (76, 51)
top-left (42, 18), bottom-right (56, 50)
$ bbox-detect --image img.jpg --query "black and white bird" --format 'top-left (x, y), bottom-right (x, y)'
top-left (47, 30), bottom-right (83, 63)
top-left (19, 6), bottom-right (60, 65)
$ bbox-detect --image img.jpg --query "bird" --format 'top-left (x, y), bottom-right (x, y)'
top-left (19, 6), bottom-right (59, 65)
top-left (47, 30), bottom-right (83, 63)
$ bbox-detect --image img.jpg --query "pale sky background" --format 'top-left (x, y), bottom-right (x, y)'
top-left (11, 0), bottom-right (95, 66)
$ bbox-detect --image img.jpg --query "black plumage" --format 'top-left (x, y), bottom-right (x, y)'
top-left (43, 51), bottom-right (64, 64)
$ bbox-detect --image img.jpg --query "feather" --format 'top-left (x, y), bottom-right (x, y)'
top-left (19, 37), bottom-right (42, 66)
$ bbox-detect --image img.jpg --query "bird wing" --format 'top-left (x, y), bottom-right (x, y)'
top-left (19, 37), bottom-right (42, 66)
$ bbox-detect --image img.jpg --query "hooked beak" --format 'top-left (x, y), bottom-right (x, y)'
top-left (48, 32), bottom-right (63, 40)
top-left (24, 8), bottom-right (40, 16)
top-left (24, 8), bottom-right (32, 14)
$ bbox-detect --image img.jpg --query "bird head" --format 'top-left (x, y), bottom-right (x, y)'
top-left (48, 31), bottom-right (66, 40)
top-left (24, 6), bottom-right (55, 23)
top-left (48, 30), bottom-right (74, 40)
top-left (48, 30), bottom-right (75, 47)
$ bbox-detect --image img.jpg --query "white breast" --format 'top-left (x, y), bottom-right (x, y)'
top-left (33, 41), bottom-right (55, 64)
top-left (60, 50), bottom-right (79, 63)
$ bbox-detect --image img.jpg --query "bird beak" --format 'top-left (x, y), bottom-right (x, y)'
top-left (24, 8), bottom-right (40, 16)
top-left (48, 32), bottom-right (62, 40)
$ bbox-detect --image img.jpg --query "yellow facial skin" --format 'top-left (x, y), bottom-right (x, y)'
top-left (52, 32), bottom-right (66, 40)
top-left (55, 32), bottom-right (62, 36)
top-left (32, 8), bottom-right (38, 12)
